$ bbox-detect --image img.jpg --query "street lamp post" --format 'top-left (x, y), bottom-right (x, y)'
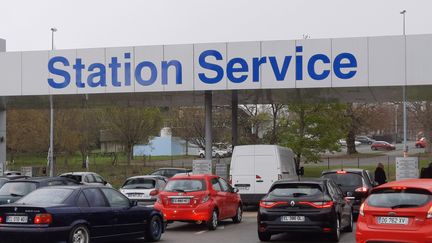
top-left (49, 27), bottom-right (57, 177)
top-left (400, 10), bottom-right (408, 157)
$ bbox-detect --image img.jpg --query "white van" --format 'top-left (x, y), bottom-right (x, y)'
top-left (229, 145), bottom-right (300, 205)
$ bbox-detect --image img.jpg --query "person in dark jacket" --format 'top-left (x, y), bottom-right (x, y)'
top-left (374, 163), bottom-right (387, 185)
top-left (420, 163), bottom-right (432, 178)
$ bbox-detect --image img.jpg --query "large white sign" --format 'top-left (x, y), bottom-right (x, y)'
top-left (396, 157), bottom-right (419, 181)
top-left (0, 34), bottom-right (431, 96)
top-left (192, 159), bottom-right (212, 175)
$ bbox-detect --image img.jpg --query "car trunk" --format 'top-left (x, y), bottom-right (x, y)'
top-left (160, 191), bottom-right (208, 209)
top-left (0, 206), bottom-right (48, 225)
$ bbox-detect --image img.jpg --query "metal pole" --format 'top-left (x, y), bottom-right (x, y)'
top-left (400, 10), bottom-right (408, 157)
top-left (231, 90), bottom-right (238, 148)
top-left (205, 91), bottom-right (213, 161)
top-left (49, 27), bottom-right (57, 177)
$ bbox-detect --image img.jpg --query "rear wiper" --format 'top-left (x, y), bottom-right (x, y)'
top-left (292, 193), bottom-right (308, 197)
top-left (173, 189), bottom-right (186, 193)
top-left (10, 193), bottom-right (24, 197)
top-left (391, 204), bottom-right (417, 209)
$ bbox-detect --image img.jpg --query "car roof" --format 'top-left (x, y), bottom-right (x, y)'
top-left (171, 174), bottom-right (215, 179)
top-left (322, 168), bottom-right (366, 174)
top-left (273, 178), bottom-right (329, 185)
top-left (374, 179), bottom-right (432, 191)
top-left (6, 176), bottom-right (70, 183)
top-left (60, 172), bottom-right (95, 175)
top-left (126, 175), bottom-right (165, 180)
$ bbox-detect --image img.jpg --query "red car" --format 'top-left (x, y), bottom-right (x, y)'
top-left (416, 138), bottom-right (427, 148)
top-left (356, 179), bottom-right (432, 243)
top-left (371, 141), bottom-right (396, 151)
top-left (154, 174), bottom-right (242, 230)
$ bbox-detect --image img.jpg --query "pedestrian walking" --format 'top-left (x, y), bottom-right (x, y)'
top-left (374, 163), bottom-right (387, 185)
top-left (420, 163), bottom-right (432, 178)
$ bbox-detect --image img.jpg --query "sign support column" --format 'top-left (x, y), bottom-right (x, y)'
top-left (0, 39), bottom-right (6, 174)
top-left (205, 91), bottom-right (213, 161)
top-left (232, 90), bottom-right (238, 148)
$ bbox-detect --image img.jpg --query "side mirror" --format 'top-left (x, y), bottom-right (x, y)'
top-left (297, 167), bottom-right (305, 176)
top-left (130, 200), bottom-right (138, 207)
top-left (150, 189), bottom-right (159, 196)
top-left (103, 180), bottom-right (107, 185)
top-left (344, 196), bottom-right (355, 201)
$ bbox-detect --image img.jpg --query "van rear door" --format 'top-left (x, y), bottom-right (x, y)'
top-left (231, 154), bottom-right (255, 194)
top-left (254, 145), bottom-right (278, 194)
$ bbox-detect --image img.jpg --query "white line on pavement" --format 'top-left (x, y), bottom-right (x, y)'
top-left (195, 230), bottom-right (207, 235)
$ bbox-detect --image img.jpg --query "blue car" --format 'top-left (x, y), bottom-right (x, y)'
top-left (0, 185), bottom-right (164, 243)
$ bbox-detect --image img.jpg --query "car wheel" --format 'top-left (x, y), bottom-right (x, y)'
top-left (416, 144), bottom-right (420, 148)
top-left (258, 231), bottom-right (271, 241)
top-left (68, 224), bottom-right (90, 243)
top-left (328, 217), bottom-right (340, 242)
top-left (199, 153), bottom-right (205, 158)
top-left (344, 211), bottom-right (353, 233)
top-left (207, 210), bottom-right (218, 230)
top-left (371, 147), bottom-right (377, 151)
top-left (232, 205), bottom-right (243, 223)
top-left (145, 215), bottom-right (162, 242)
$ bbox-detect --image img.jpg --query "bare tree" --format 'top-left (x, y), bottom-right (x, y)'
top-left (409, 101), bottom-right (432, 153)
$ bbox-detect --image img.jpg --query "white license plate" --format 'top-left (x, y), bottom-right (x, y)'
top-left (6, 216), bottom-right (28, 223)
top-left (171, 198), bottom-right (190, 204)
top-left (237, 186), bottom-right (250, 190)
top-left (377, 217), bottom-right (409, 225)
top-left (281, 216), bottom-right (305, 222)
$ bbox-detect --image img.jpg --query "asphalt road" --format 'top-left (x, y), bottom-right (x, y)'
top-left (122, 210), bottom-right (355, 243)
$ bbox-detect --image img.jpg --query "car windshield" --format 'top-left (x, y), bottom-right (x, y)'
top-left (322, 173), bottom-right (363, 187)
top-left (164, 179), bottom-right (205, 192)
top-left (269, 183), bottom-right (322, 197)
top-left (17, 188), bottom-right (73, 205)
top-left (61, 174), bottom-right (82, 183)
top-left (0, 182), bottom-right (37, 197)
top-left (368, 188), bottom-right (431, 208)
top-left (122, 178), bottom-right (156, 189)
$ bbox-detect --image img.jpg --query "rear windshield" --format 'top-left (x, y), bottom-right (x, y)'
top-left (368, 188), bottom-right (431, 208)
top-left (122, 178), bottom-right (156, 189)
top-left (18, 188), bottom-right (73, 205)
top-left (61, 174), bottom-right (82, 183)
top-left (0, 182), bottom-right (37, 197)
top-left (164, 179), bottom-right (205, 192)
top-left (0, 179), bottom-right (8, 188)
top-left (269, 183), bottom-right (322, 197)
top-left (322, 172), bottom-right (363, 187)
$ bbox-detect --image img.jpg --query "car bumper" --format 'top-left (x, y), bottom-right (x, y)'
top-left (0, 225), bottom-right (71, 241)
top-left (356, 220), bottom-right (432, 243)
top-left (155, 203), bottom-right (213, 222)
top-left (239, 193), bottom-right (266, 205)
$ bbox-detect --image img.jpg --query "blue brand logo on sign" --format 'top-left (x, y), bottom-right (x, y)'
top-left (47, 46), bottom-right (357, 89)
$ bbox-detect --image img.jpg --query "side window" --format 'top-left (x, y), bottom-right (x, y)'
top-left (329, 182), bottom-right (341, 200)
top-left (86, 175), bottom-right (96, 183)
top-left (83, 188), bottom-right (108, 207)
top-left (152, 170), bottom-right (163, 176)
top-left (211, 178), bottom-right (222, 191)
top-left (157, 179), bottom-right (166, 189)
top-left (101, 188), bottom-right (130, 207)
top-left (48, 180), bottom-right (66, 186)
top-left (218, 178), bottom-right (229, 192)
top-left (326, 182), bottom-right (336, 200)
top-left (77, 192), bottom-right (89, 207)
top-left (365, 171), bottom-right (374, 185)
top-left (94, 175), bottom-right (104, 184)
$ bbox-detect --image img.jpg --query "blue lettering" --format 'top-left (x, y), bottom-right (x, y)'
top-left (87, 63), bottom-right (106, 87)
top-left (109, 57), bottom-right (121, 87)
top-left (198, 50), bottom-right (224, 84)
top-left (135, 61), bottom-right (157, 86)
top-left (307, 54), bottom-right (330, 80)
top-left (227, 58), bottom-right (248, 83)
top-left (252, 57), bottom-right (266, 82)
top-left (73, 58), bottom-right (85, 88)
top-left (124, 53), bottom-right (131, 86)
top-left (334, 53), bottom-right (357, 79)
top-left (295, 46), bottom-right (303, 81)
top-left (269, 56), bottom-right (292, 81)
top-left (162, 60), bottom-right (182, 85)
top-left (48, 56), bottom-right (71, 89)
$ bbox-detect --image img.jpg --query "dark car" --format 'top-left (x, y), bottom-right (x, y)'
top-left (0, 186), bottom-right (164, 243)
top-left (0, 177), bottom-right (79, 205)
top-left (150, 168), bottom-right (192, 178)
top-left (355, 136), bottom-right (375, 145)
top-left (370, 141), bottom-right (395, 151)
top-left (0, 175), bottom-right (30, 189)
top-left (257, 178), bottom-right (353, 242)
top-left (321, 169), bottom-right (375, 216)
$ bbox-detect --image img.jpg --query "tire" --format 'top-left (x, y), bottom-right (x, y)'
top-left (68, 224), bottom-right (90, 243)
top-left (207, 210), bottom-right (218, 230)
top-left (328, 217), bottom-right (340, 242)
top-left (199, 153), bottom-right (205, 158)
top-left (371, 147), bottom-right (377, 151)
top-left (145, 215), bottom-right (162, 242)
top-left (232, 205), bottom-right (243, 223)
top-left (258, 231), bottom-right (271, 241)
top-left (344, 211), bottom-right (353, 233)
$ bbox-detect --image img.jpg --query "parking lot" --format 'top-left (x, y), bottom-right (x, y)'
top-left (120, 210), bottom-right (355, 243)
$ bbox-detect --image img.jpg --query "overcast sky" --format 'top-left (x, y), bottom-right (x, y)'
top-left (1, 0), bottom-right (431, 52)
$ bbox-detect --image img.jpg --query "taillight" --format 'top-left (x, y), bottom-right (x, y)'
top-left (34, 214), bottom-right (52, 224)
top-left (355, 187), bottom-right (369, 193)
top-left (256, 175), bottom-right (263, 181)
top-left (0, 216), bottom-right (3, 224)
top-left (156, 196), bottom-right (161, 204)
top-left (392, 186), bottom-right (407, 190)
top-left (427, 205), bottom-right (432, 219)
top-left (299, 201), bottom-right (334, 209)
top-left (359, 203), bottom-right (365, 217)
top-left (336, 170), bottom-right (347, 174)
top-left (149, 190), bottom-right (159, 197)
top-left (259, 201), bottom-right (287, 208)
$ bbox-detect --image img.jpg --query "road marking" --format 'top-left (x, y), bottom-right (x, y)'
top-left (195, 230), bottom-right (207, 235)
top-left (217, 226), bottom-right (225, 230)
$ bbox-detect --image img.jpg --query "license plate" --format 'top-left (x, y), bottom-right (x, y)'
top-left (236, 186), bottom-right (250, 190)
top-left (281, 216), bottom-right (305, 222)
top-left (377, 217), bottom-right (409, 225)
top-left (171, 198), bottom-right (190, 204)
top-left (6, 216), bottom-right (28, 223)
